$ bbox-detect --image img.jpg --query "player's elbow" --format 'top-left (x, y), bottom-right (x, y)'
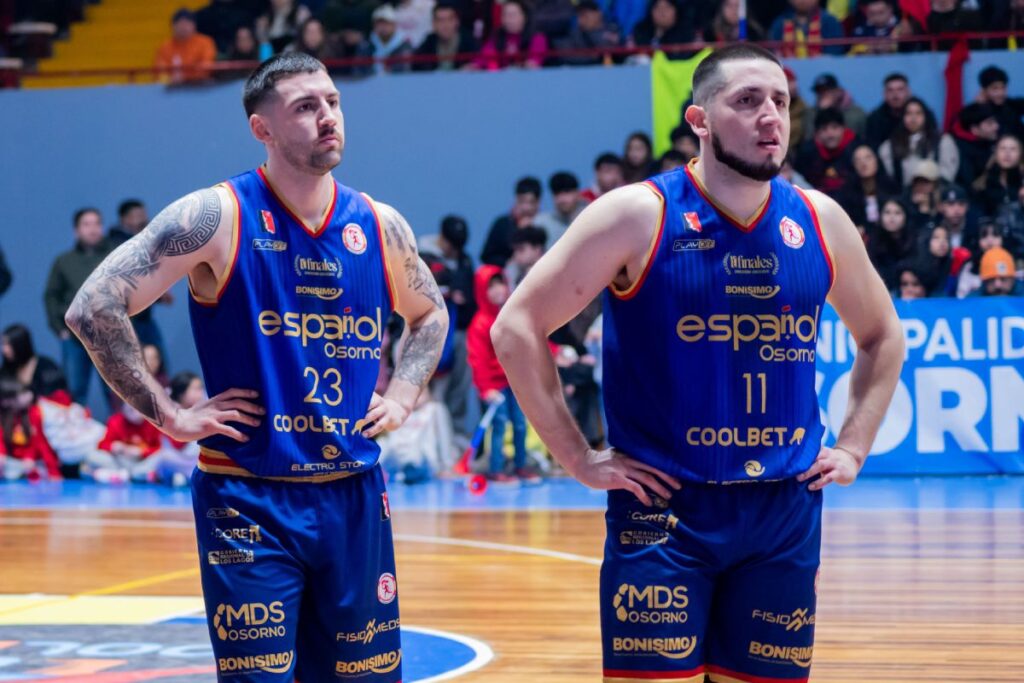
top-left (491, 307), bottom-right (523, 365)
top-left (63, 294), bottom-right (87, 336)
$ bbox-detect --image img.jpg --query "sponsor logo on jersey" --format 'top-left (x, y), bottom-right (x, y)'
top-left (675, 307), bottom-right (819, 352)
top-left (206, 507), bottom-right (240, 519)
top-left (612, 636), bottom-right (698, 660)
top-left (673, 238), bottom-right (716, 252)
top-left (208, 549), bottom-right (255, 565)
top-left (294, 255), bottom-right (342, 279)
top-left (336, 650), bottom-right (401, 677)
top-left (752, 608), bottom-right (816, 632)
top-left (612, 584), bottom-right (689, 624)
top-left (258, 308), bottom-right (383, 346)
top-left (213, 525), bottom-right (262, 544)
top-left (722, 252), bottom-right (780, 276)
top-left (744, 460), bottom-right (765, 477)
top-left (685, 427), bottom-right (805, 448)
top-left (213, 602), bottom-right (286, 642)
top-left (748, 641), bottom-right (813, 668)
top-left (780, 216), bottom-right (805, 249)
top-left (290, 461), bottom-right (364, 473)
top-left (628, 511), bottom-right (679, 530)
top-left (683, 212), bottom-right (702, 232)
top-left (321, 444), bottom-right (341, 460)
top-left (273, 414), bottom-right (373, 437)
top-left (378, 573), bottom-right (397, 604)
top-left (260, 210), bottom-right (276, 234)
top-left (336, 618), bottom-right (400, 644)
top-left (343, 223), bottom-right (368, 255)
top-left (618, 529), bottom-right (669, 546)
top-left (725, 284), bottom-right (781, 299)
top-left (252, 238), bottom-right (288, 252)
top-left (218, 651), bottom-right (293, 674)
top-left (295, 285), bottom-right (343, 300)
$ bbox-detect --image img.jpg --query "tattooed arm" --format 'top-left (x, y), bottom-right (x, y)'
top-left (65, 187), bottom-right (263, 442)
top-left (360, 202), bottom-right (449, 438)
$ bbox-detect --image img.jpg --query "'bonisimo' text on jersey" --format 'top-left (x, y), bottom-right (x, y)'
top-left (188, 167), bottom-right (394, 480)
top-left (603, 160), bottom-right (835, 484)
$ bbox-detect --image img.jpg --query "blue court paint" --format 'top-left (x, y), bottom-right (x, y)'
top-left (1, 476), bottom-right (1022, 511)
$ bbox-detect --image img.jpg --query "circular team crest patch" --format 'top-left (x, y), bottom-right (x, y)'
top-left (343, 223), bottom-right (367, 255)
top-left (378, 573), bottom-right (398, 604)
top-left (780, 216), bottom-right (805, 249)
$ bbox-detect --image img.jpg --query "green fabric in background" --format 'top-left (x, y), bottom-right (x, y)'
top-left (650, 48), bottom-right (712, 156)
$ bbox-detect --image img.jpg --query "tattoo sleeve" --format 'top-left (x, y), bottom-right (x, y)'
top-left (66, 189), bottom-right (221, 425)
top-left (380, 204), bottom-right (448, 389)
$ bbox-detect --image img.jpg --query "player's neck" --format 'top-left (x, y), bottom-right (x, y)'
top-left (692, 156), bottom-right (771, 224)
top-left (262, 158), bottom-right (335, 227)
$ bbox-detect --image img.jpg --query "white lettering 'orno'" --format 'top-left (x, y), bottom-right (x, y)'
top-left (990, 366), bottom-right (1024, 452)
top-left (914, 368), bottom-right (988, 453)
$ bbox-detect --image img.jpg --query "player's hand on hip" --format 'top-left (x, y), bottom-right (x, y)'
top-left (167, 388), bottom-right (263, 443)
top-left (361, 392), bottom-right (409, 438)
top-left (797, 446), bottom-right (861, 491)
top-left (572, 448), bottom-right (682, 506)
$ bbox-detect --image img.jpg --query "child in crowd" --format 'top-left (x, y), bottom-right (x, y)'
top-left (89, 402), bottom-right (163, 483)
top-left (149, 371), bottom-right (205, 487)
top-left (0, 377), bottom-right (61, 481)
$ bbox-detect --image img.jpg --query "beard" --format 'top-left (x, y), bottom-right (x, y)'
top-left (711, 131), bottom-right (781, 182)
top-left (280, 138), bottom-right (343, 175)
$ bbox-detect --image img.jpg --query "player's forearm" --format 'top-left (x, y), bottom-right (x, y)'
top-left (65, 281), bottom-right (177, 429)
top-left (833, 318), bottom-right (905, 467)
top-left (492, 310), bottom-right (589, 475)
top-left (386, 307), bottom-right (449, 411)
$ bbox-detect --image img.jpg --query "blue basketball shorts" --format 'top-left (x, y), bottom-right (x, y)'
top-left (600, 478), bottom-right (823, 683)
top-left (191, 466), bottom-right (401, 682)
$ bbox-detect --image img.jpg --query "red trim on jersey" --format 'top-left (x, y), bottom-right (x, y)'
top-left (611, 180), bottom-right (666, 301)
top-left (256, 166), bottom-right (338, 238)
top-left (684, 162), bottom-right (771, 233)
top-left (363, 194), bottom-right (396, 311)
top-left (794, 187), bottom-right (836, 291)
top-left (706, 664), bottom-right (808, 683)
top-left (603, 666), bottom-right (706, 679)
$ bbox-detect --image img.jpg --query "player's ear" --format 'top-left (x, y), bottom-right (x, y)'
top-left (684, 105), bottom-right (708, 139)
top-left (250, 113), bottom-right (272, 144)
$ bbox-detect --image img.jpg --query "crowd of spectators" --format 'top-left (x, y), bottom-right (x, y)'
top-left (141, 0), bottom-right (1023, 83)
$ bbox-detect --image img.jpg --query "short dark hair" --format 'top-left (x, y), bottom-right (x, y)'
top-left (959, 102), bottom-right (996, 130)
top-left (243, 52), bottom-right (327, 117)
top-left (594, 152), bottom-right (623, 169)
top-left (515, 176), bottom-right (542, 198)
top-left (118, 199), bottom-right (144, 218)
top-left (73, 207), bottom-right (101, 227)
top-left (670, 124), bottom-right (697, 143)
top-left (549, 171), bottom-right (579, 194)
top-left (814, 107), bottom-right (845, 130)
top-left (510, 226), bottom-right (547, 249)
top-left (169, 371), bottom-right (200, 404)
top-left (440, 214), bottom-right (468, 249)
top-left (660, 150), bottom-right (686, 167)
top-left (433, 1), bottom-right (459, 16)
top-left (1, 324), bottom-right (34, 370)
top-left (692, 43), bottom-right (782, 106)
top-left (979, 65), bottom-right (1008, 88)
top-left (884, 72), bottom-right (908, 85)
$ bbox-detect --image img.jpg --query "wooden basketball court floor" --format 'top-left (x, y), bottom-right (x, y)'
top-left (1, 477), bottom-right (1022, 682)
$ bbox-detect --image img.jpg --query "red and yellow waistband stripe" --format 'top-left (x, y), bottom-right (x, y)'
top-left (198, 447), bottom-right (358, 483)
top-left (706, 664), bottom-right (808, 683)
top-left (604, 666), bottom-right (705, 682)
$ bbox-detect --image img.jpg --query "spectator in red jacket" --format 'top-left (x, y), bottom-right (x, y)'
top-left (89, 403), bottom-right (164, 483)
top-left (795, 107), bottom-right (861, 194)
top-left (466, 265), bottom-right (538, 483)
top-left (0, 377), bottom-right (61, 480)
top-left (475, 0), bottom-right (548, 70)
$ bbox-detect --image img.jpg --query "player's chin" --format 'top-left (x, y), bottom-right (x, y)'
top-left (309, 149), bottom-right (342, 172)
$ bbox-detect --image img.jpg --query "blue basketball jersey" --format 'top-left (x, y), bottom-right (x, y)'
top-left (603, 160), bottom-right (834, 484)
top-left (188, 167), bottom-right (395, 480)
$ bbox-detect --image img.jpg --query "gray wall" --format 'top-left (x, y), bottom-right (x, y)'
top-left (1, 51), bottom-right (1023, 413)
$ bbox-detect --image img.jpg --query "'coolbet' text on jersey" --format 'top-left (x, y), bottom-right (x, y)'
top-left (189, 167), bottom-right (394, 480)
top-left (602, 159), bottom-right (835, 484)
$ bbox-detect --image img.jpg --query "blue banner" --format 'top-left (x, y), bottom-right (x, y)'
top-left (817, 298), bottom-right (1024, 475)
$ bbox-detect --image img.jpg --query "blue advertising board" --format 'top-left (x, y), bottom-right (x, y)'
top-left (817, 298), bottom-right (1024, 475)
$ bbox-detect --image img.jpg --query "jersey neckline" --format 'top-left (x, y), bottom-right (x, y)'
top-left (256, 165), bottom-right (338, 238)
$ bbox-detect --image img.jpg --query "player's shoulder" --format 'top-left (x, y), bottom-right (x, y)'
top-left (589, 182), bottom-right (665, 224)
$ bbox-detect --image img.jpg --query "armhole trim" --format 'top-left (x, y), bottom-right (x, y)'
top-left (189, 183), bottom-right (241, 307)
top-left (609, 180), bottom-right (666, 300)
top-left (362, 192), bottom-right (397, 311)
top-left (794, 186), bottom-right (836, 294)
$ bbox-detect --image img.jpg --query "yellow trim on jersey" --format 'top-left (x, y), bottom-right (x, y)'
top-left (687, 158), bottom-right (770, 229)
top-left (198, 447), bottom-right (360, 483)
top-left (610, 181), bottom-right (666, 298)
top-left (605, 676), bottom-right (705, 683)
top-left (188, 183), bottom-right (240, 306)
top-left (794, 186), bottom-right (838, 294)
top-left (362, 192), bottom-right (400, 307)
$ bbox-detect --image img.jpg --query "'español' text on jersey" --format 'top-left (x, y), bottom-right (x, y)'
top-left (188, 167), bottom-right (394, 480)
top-left (603, 159), bottom-right (835, 484)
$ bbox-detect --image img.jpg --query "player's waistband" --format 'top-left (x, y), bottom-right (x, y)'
top-left (198, 446), bottom-right (362, 483)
